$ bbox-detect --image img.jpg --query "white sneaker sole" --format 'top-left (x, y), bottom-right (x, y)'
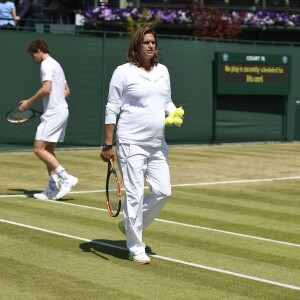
top-left (129, 254), bottom-right (151, 265)
top-left (55, 176), bottom-right (78, 200)
top-left (33, 191), bottom-right (59, 200)
top-left (33, 193), bottom-right (50, 200)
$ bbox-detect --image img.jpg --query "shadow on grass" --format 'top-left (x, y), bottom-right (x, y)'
top-left (7, 189), bottom-right (76, 201)
top-left (80, 239), bottom-right (156, 261)
top-left (7, 189), bottom-right (40, 197)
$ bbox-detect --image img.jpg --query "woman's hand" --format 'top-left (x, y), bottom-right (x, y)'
top-left (100, 148), bottom-right (115, 162)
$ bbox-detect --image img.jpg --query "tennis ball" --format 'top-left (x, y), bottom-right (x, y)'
top-left (165, 116), bottom-right (174, 126)
top-left (173, 116), bottom-right (183, 127)
top-left (174, 106), bottom-right (184, 118)
top-left (169, 111), bottom-right (175, 118)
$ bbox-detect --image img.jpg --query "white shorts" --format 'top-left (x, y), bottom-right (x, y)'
top-left (35, 109), bottom-right (69, 143)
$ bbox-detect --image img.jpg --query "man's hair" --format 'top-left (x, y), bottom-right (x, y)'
top-left (127, 26), bottom-right (158, 67)
top-left (27, 39), bottom-right (50, 54)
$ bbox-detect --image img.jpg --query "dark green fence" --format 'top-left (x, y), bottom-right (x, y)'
top-left (1, 30), bottom-right (300, 151)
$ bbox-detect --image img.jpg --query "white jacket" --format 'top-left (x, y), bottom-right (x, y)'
top-left (105, 63), bottom-right (176, 147)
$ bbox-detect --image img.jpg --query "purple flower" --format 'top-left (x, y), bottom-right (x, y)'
top-left (84, 6), bottom-right (300, 28)
top-left (84, 7), bottom-right (194, 24)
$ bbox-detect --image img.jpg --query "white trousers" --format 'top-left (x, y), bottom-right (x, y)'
top-left (116, 143), bottom-right (171, 256)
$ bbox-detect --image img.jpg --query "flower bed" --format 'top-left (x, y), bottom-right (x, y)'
top-left (84, 6), bottom-right (300, 29)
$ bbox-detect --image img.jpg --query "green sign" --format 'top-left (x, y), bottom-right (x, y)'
top-left (215, 52), bottom-right (291, 95)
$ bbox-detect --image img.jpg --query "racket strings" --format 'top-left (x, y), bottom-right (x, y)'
top-left (7, 109), bottom-right (34, 121)
top-left (107, 172), bottom-right (121, 215)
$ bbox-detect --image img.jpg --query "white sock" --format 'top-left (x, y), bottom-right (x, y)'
top-left (49, 175), bottom-right (59, 190)
top-left (55, 165), bottom-right (69, 181)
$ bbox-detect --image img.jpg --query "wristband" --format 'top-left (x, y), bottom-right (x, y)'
top-left (103, 143), bottom-right (113, 150)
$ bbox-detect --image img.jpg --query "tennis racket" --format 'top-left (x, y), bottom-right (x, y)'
top-left (105, 159), bottom-right (122, 217)
top-left (6, 108), bottom-right (43, 123)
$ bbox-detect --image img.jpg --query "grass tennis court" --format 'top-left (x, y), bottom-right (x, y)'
top-left (1, 143), bottom-right (300, 299)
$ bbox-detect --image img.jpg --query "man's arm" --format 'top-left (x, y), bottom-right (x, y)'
top-left (18, 80), bottom-right (51, 111)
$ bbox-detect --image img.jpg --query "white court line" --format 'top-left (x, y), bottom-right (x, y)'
top-left (1, 196), bottom-right (300, 248)
top-left (171, 176), bottom-right (300, 187)
top-left (155, 218), bottom-right (300, 248)
top-left (31, 175), bottom-right (300, 193)
top-left (1, 176), bottom-right (300, 198)
top-left (1, 176), bottom-right (300, 248)
top-left (1, 219), bottom-right (300, 292)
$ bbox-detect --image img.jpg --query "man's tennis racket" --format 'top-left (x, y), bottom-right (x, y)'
top-left (6, 108), bottom-right (43, 123)
top-left (105, 159), bottom-right (122, 217)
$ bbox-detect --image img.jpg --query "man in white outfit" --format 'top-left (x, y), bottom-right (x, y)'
top-left (18, 39), bottom-right (78, 200)
top-left (100, 26), bottom-right (176, 264)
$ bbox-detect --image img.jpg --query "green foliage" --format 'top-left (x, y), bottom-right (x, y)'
top-left (126, 8), bottom-right (160, 36)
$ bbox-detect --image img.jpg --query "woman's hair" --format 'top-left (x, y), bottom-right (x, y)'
top-left (127, 26), bottom-right (158, 67)
top-left (27, 39), bottom-right (50, 54)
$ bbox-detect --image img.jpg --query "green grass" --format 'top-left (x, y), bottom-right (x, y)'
top-left (0, 144), bottom-right (300, 299)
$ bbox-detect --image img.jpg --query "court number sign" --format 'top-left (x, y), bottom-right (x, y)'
top-left (215, 52), bottom-right (291, 95)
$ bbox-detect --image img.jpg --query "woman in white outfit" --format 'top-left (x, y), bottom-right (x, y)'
top-left (100, 26), bottom-right (176, 264)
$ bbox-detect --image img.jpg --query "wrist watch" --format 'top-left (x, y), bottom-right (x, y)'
top-left (103, 143), bottom-right (113, 150)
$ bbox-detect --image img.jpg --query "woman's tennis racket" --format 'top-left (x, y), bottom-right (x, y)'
top-left (105, 159), bottom-right (122, 217)
top-left (6, 108), bottom-right (43, 123)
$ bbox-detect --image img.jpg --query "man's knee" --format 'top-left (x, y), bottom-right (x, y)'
top-left (33, 146), bottom-right (42, 157)
top-left (33, 141), bottom-right (45, 157)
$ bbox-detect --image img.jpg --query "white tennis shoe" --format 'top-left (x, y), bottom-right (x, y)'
top-left (129, 253), bottom-right (151, 265)
top-left (55, 175), bottom-right (78, 200)
top-left (33, 184), bottom-right (59, 200)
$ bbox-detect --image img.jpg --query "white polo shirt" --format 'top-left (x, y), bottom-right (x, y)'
top-left (40, 56), bottom-right (68, 115)
top-left (105, 63), bottom-right (176, 147)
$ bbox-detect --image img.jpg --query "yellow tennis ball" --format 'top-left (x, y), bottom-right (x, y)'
top-left (174, 106), bottom-right (184, 118)
top-left (165, 116), bottom-right (174, 126)
top-left (173, 116), bottom-right (183, 127)
top-left (169, 111), bottom-right (175, 118)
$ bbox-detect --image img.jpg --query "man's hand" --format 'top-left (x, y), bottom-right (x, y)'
top-left (18, 99), bottom-right (31, 112)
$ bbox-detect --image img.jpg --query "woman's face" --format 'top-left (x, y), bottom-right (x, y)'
top-left (138, 33), bottom-right (156, 62)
